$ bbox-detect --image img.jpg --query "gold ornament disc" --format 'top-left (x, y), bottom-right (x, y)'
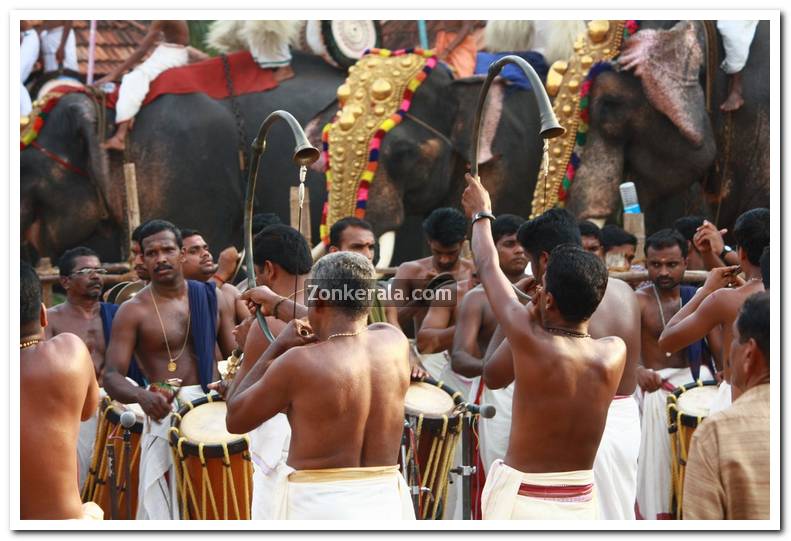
top-left (168, 360), bottom-right (177, 372)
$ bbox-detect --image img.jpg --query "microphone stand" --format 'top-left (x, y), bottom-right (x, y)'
top-left (450, 410), bottom-right (476, 521)
top-left (123, 427), bottom-right (132, 519)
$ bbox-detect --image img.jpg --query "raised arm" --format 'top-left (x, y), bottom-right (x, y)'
top-left (450, 292), bottom-right (484, 377)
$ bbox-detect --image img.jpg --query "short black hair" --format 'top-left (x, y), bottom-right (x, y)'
top-left (131, 220), bottom-right (153, 244)
top-left (180, 228), bottom-right (202, 241)
top-left (578, 220), bottom-right (601, 241)
top-left (138, 219), bottom-right (183, 249)
top-left (673, 216), bottom-right (705, 242)
top-left (601, 225), bottom-right (637, 252)
top-left (545, 244), bottom-right (608, 322)
top-left (733, 208), bottom-right (769, 266)
top-left (737, 291), bottom-right (769, 361)
top-left (422, 207), bottom-right (468, 246)
top-left (517, 208), bottom-right (581, 257)
top-left (253, 224), bottom-right (312, 275)
top-left (21, 262), bottom-right (42, 325)
top-left (251, 213), bottom-right (282, 236)
top-left (760, 245), bottom-right (769, 289)
top-left (58, 246), bottom-right (100, 277)
top-left (329, 217), bottom-right (374, 248)
top-left (492, 214), bottom-right (526, 244)
top-left (644, 228), bottom-right (688, 258)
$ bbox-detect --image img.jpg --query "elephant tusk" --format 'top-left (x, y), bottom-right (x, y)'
top-left (311, 241), bottom-right (327, 261)
top-left (588, 218), bottom-right (606, 228)
top-left (376, 231), bottom-right (396, 270)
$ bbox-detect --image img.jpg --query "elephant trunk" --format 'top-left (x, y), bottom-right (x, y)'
top-left (565, 129), bottom-right (624, 222)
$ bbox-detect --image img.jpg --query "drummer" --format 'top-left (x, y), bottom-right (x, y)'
top-left (634, 229), bottom-right (718, 520)
top-left (104, 219), bottom-right (234, 519)
top-left (20, 262), bottom-right (102, 520)
top-left (229, 252), bottom-right (415, 519)
top-left (45, 246), bottom-right (147, 491)
top-left (462, 173), bottom-right (626, 519)
top-left (394, 207), bottom-right (475, 336)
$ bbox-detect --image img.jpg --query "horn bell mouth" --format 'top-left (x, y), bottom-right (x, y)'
top-left (293, 145), bottom-right (321, 166)
top-left (541, 125), bottom-right (566, 139)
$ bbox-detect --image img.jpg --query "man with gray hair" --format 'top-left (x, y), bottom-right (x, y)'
top-left (229, 252), bottom-right (415, 519)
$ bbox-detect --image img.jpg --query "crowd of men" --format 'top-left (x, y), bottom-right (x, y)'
top-left (20, 172), bottom-right (770, 520)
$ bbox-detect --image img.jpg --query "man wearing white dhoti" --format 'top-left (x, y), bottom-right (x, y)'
top-left (39, 21), bottom-right (78, 73)
top-left (460, 176), bottom-right (627, 520)
top-left (96, 21), bottom-right (191, 151)
top-left (21, 21), bottom-right (39, 116)
top-left (103, 220), bottom-right (235, 519)
top-left (227, 252), bottom-right (415, 519)
top-left (716, 20), bottom-right (759, 111)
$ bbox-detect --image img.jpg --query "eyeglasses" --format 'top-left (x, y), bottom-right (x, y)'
top-left (71, 268), bottom-right (108, 277)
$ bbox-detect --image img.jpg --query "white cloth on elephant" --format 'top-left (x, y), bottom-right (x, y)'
top-left (21, 29), bottom-right (39, 81)
top-left (635, 366), bottom-right (713, 520)
top-left (268, 463), bottom-right (415, 520)
top-left (21, 82), bottom-right (33, 116)
top-left (482, 459), bottom-right (597, 519)
top-left (471, 380), bottom-right (514, 476)
top-left (708, 380), bottom-right (733, 416)
top-left (717, 20), bottom-right (759, 74)
top-left (136, 385), bottom-right (205, 520)
top-left (39, 26), bottom-right (79, 72)
top-left (249, 413), bottom-right (291, 520)
top-left (593, 395), bottom-right (641, 520)
top-left (114, 43), bottom-right (189, 123)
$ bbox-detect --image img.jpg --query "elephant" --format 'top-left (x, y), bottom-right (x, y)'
top-left (21, 50), bottom-right (550, 267)
top-left (564, 20), bottom-right (770, 235)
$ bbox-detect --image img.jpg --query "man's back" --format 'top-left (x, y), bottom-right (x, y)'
top-left (508, 333), bottom-right (625, 473)
top-left (20, 334), bottom-right (99, 519)
top-left (284, 324), bottom-right (410, 470)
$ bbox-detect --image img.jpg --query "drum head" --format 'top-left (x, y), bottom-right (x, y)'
top-left (405, 382), bottom-right (456, 419)
top-left (676, 385), bottom-right (719, 419)
top-left (180, 401), bottom-right (243, 445)
top-left (322, 20), bottom-right (382, 69)
top-left (109, 401), bottom-right (145, 423)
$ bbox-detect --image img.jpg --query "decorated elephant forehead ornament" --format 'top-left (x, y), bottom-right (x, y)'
top-left (531, 20), bottom-right (639, 218)
top-left (320, 48), bottom-right (437, 245)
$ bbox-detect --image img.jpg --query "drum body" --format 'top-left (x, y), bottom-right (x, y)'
top-left (666, 380), bottom-right (719, 519)
top-left (402, 379), bottom-right (463, 519)
top-left (169, 395), bottom-right (253, 520)
top-left (87, 398), bottom-right (145, 519)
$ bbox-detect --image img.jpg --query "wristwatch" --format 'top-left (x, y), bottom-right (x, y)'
top-left (720, 245), bottom-right (734, 260)
top-left (472, 210), bottom-right (496, 225)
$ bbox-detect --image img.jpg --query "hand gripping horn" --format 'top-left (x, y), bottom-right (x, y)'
top-left (469, 55), bottom-right (565, 181)
top-left (244, 111), bottom-right (320, 342)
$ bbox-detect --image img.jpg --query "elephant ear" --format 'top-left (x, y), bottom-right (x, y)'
top-left (618, 21), bottom-right (707, 147)
top-left (450, 78), bottom-right (505, 166)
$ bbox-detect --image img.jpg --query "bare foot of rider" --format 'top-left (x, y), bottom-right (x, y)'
top-left (721, 73), bottom-right (744, 112)
top-left (102, 121), bottom-right (130, 151)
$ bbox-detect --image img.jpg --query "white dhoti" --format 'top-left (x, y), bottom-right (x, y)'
top-left (249, 413), bottom-right (292, 520)
top-left (635, 366), bottom-right (712, 520)
top-left (708, 380), bottom-right (733, 415)
top-left (717, 20), bottom-right (759, 74)
top-left (136, 385), bottom-right (206, 520)
top-left (417, 347), bottom-right (449, 382)
top-left (473, 381), bottom-right (514, 476)
top-left (21, 29), bottom-right (39, 81)
top-left (593, 395), bottom-right (641, 520)
top-left (249, 40), bottom-right (291, 69)
top-left (39, 26), bottom-right (79, 72)
top-left (115, 43), bottom-right (189, 123)
top-left (482, 459), bottom-right (597, 519)
top-left (21, 82), bottom-right (33, 116)
top-left (77, 409), bottom-right (100, 492)
top-left (270, 464), bottom-right (415, 520)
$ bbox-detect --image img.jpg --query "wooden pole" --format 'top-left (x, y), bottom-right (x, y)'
top-left (623, 212), bottom-right (646, 265)
top-left (123, 162), bottom-right (141, 257)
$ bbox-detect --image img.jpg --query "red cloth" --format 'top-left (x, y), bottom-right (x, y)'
top-left (104, 51), bottom-right (278, 109)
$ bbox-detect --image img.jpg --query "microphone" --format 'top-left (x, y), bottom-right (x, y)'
top-left (619, 182), bottom-right (641, 214)
top-left (120, 410), bottom-right (137, 429)
top-left (463, 402), bottom-right (496, 419)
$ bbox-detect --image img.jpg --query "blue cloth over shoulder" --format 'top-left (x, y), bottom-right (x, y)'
top-left (187, 280), bottom-right (218, 393)
top-left (680, 285), bottom-right (716, 382)
top-left (99, 302), bottom-right (147, 387)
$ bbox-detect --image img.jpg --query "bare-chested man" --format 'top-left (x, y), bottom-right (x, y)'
top-left (97, 21), bottom-right (190, 150)
top-left (633, 229), bottom-right (719, 520)
top-left (480, 207), bottom-right (642, 519)
top-left (20, 262), bottom-right (101, 520)
top-left (463, 173), bottom-right (626, 519)
top-left (395, 207), bottom-right (475, 336)
top-left (579, 220), bottom-right (605, 261)
top-left (226, 252), bottom-right (415, 519)
top-left (601, 224), bottom-right (637, 271)
top-left (328, 217), bottom-right (400, 328)
top-left (104, 219), bottom-right (234, 519)
top-left (659, 208), bottom-right (769, 404)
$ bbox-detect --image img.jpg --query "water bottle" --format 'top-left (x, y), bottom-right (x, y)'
top-left (619, 182), bottom-right (641, 214)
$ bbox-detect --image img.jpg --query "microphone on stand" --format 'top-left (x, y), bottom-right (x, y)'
top-left (461, 402), bottom-right (496, 419)
top-left (120, 410), bottom-right (136, 520)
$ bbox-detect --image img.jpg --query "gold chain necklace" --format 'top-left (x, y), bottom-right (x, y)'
top-left (326, 328), bottom-right (367, 341)
top-left (20, 338), bottom-right (42, 349)
top-left (151, 288), bottom-right (191, 372)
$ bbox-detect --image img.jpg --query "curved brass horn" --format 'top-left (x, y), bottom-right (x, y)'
top-left (470, 55), bottom-right (565, 179)
top-left (244, 110), bottom-right (320, 342)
